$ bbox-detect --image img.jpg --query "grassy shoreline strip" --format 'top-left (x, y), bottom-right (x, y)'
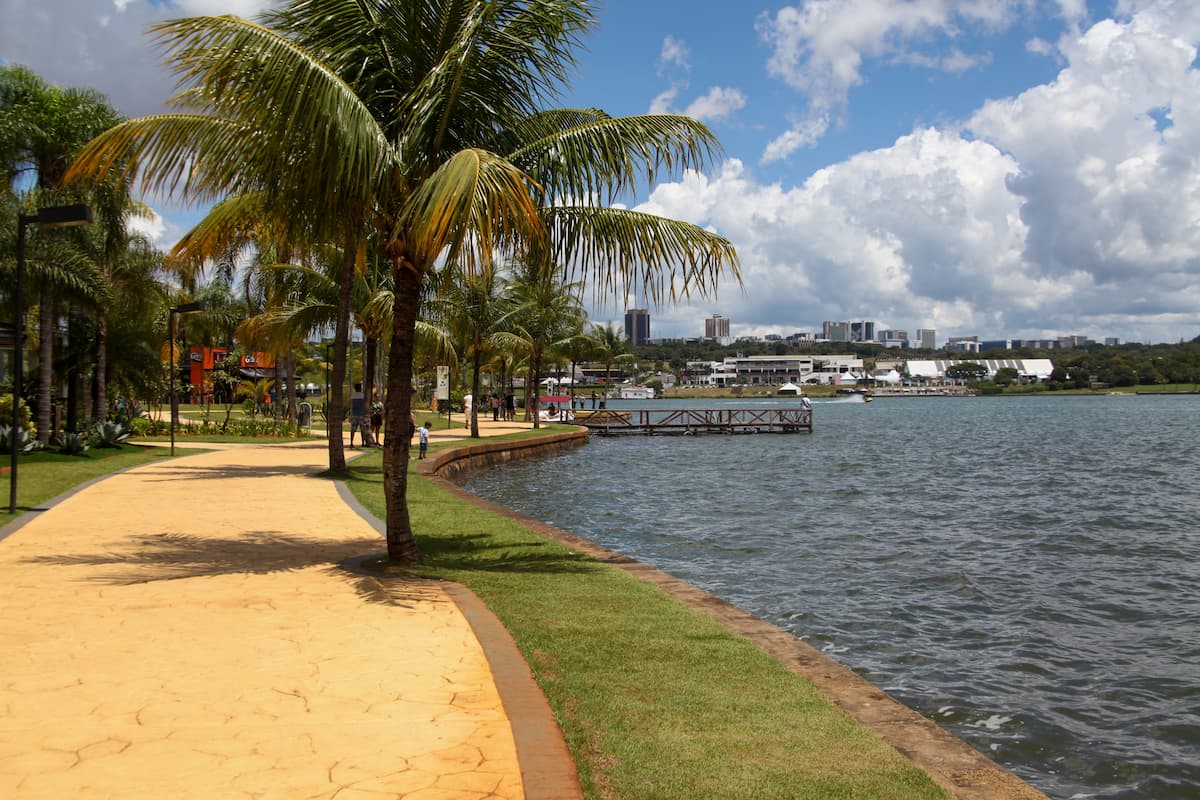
top-left (343, 446), bottom-right (950, 800)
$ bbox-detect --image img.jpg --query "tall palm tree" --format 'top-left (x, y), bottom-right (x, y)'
top-left (70, 1), bottom-right (739, 565)
top-left (80, 221), bottom-right (166, 425)
top-left (592, 322), bottom-right (635, 388)
top-left (506, 257), bottom-right (587, 427)
top-left (2, 64), bottom-right (124, 442)
top-left (427, 265), bottom-right (512, 438)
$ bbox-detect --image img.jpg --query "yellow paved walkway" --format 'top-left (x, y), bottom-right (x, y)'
top-left (0, 432), bottom-right (539, 799)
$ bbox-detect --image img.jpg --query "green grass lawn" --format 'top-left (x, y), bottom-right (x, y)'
top-left (0, 443), bottom-right (181, 526)
top-left (343, 446), bottom-right (948, 800)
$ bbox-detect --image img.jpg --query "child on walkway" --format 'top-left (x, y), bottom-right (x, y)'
top-left (417, 420), bottom-right (430, 459)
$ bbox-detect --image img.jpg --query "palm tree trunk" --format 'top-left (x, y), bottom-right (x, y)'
top-left (94, 315), bottom-right (108, 424)
top-left (470, 351), bottom-right (482, 438)
top-left (364, 337), bottom-right (377, 399)
top-left (327, 215), bottom-right (360, 471)
top-left (364, 335), bottom-right (378, 444)
top-left (37, 286), bottom-right (54, 444)
top-left (383, 258), bottom-right (421, 565)
top-left (529, 347), bottom-right (543, 429)
top-left (65, 304), bottom-right (83, 433)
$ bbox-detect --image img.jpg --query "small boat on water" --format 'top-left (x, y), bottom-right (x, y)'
top-left (614, 385), bottom-right (656, 400)
top-left (537, 394), bottom-right (575, 422)
top-left (836, 388), bottom-right (873, 402)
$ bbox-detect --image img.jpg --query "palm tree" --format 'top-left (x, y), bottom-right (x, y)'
top-left (592, 322), bottom-right (635, 389)
top-left (70, 1), bottom-right (740, 565)
top-left (427, 265), bottom-right (512, 438)
top-left (2, 64), bottom-right (124, 442)
top-left (506, 258), bottom-right (587, 427)
top-left (81, 221), bottom-right (167, 426)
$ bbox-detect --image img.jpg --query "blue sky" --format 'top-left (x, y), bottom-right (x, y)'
top-left (5, 0), bottom-right (1200, 345)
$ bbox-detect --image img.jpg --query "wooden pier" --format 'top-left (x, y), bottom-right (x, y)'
top-left (576, 407), bottom-right (813, 435)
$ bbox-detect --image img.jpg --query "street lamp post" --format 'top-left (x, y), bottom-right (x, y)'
top-left (168, 301), bottom-right (207, 456)
top-left (11, 204), bottom-right (93, 514)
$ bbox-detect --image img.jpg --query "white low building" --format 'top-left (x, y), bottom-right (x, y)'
top-left (905, 358), bottom-right (1055, 382)
top-left (717, 354), bottom-right (864, 386)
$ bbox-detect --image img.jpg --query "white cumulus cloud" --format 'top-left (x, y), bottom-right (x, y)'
top-left (756, 0), bottom-right (1024, 161)
top-left (631, 1), bottom-right (1200, 344)
top-left (684, 87), bottom-right (747, 123)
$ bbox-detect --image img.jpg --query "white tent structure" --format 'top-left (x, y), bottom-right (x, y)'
top-left (777, 382), bottom-right (803, 395)
top-left (871, 369), bottom-right (903, 384)
top-left (905, 359), bottom-right (1056, 382)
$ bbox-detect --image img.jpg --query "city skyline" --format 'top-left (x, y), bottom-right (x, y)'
top-left (638, 308), bottom-right (1127, 350)
top-left (5, 1), bottom-right (1200, 344)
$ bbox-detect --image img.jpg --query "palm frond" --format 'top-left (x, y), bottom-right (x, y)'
top-left (507, 113), bottom-right (723, 204)
top-left (402, 148), bottom-right (544, 273)
top-left (167, 192), bottom-right (270, 278)
top-left (544, 205), bottom-right (741, 306)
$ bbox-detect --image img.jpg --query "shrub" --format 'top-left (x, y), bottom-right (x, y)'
top-left (0, 425), bottom-right (44, 453)
top-left (108, 399), bottom-right (144, 428)
top-left (91, 421), bottom-right (131, 448)
top-left (58, 432), bottom-right (89, 456)
top-left (0, 395), bottom-right (37, 439)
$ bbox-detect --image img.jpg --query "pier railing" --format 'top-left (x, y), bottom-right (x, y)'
top-left (577, 407), bottom-right (813, 435)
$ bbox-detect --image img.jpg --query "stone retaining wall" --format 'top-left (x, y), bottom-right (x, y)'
top-left (417, 428), bottom-right (588, 481)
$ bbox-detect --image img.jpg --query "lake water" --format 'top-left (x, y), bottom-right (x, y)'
top-left (465, 395), bottom-right (1200, 800)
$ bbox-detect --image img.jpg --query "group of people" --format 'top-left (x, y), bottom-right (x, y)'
top-left (348, 383), bottom-right (547, 455)
top-left (462, 392), bottom-right (517, 428)
top-left (348, 384), bottom-right (435, 460)
top-left (348, 382), bottom-right (384, 448)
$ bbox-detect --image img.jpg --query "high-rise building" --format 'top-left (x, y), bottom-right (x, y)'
top-left (916, 329), bottom-right (937, 350)
top-left (625, 308), bottom-right (650, 346)
top-left (879, 329), bottom-right (908, 342)
top-left (705, 314), bottom-right (730, 340)
top-left (822, 321), bottom-right (850, 341)
top-left (850, 321), bottom-right (876, 342)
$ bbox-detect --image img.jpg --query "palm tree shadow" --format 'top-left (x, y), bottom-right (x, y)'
top-left (416, 531), bottom-right (598, 575)
top-left (23, 531), bottom-right (438, 607)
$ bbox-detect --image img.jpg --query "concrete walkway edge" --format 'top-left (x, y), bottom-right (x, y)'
top-left (335, 477), bottom-right (584, 800)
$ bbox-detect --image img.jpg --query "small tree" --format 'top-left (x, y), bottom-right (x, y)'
top-left (945, 362), bottom-right (988, 382)
top-left (208, 349), bottom-right (245, 432)
top-left (993, 367), bottom-right (1019, 386)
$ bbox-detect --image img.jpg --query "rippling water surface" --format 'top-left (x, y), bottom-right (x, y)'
top-left (465, 395), bottom-right (1200, 799)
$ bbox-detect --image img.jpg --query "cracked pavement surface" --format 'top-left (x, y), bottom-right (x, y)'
top-left (0, 440), bottom-right (525, 799)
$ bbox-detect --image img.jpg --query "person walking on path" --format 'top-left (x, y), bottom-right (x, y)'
top-left (418, 420), bottom-right (430, 459)
top-left (491, 393), bottom-right (501, 422)
top-left (504, 392), bottom-right (515, 421)
top-left (349, 382), bottom-right (368, 448)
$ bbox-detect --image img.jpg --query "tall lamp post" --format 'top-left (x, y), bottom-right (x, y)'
top-left (168, 301), bottom-right (207, 456)
top-left (11, 204), bottom-right (93, 514)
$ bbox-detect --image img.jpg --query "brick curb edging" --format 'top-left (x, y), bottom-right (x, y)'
top-left (445, 584), bottom-right (585, 800)
top-left (336, 449), bottom-right (586, 800)
top-left (424, 431), bottom-right (1049, 800)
